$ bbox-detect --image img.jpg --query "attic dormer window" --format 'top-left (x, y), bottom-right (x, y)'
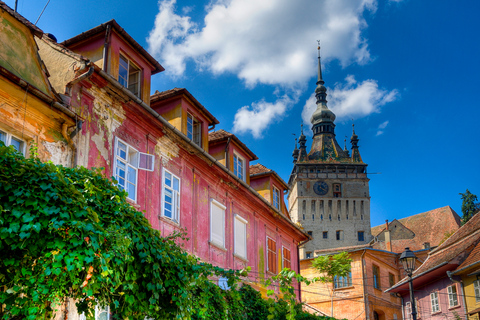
top-left (119, 54), bottom-right (141, 98)
top-left (187, 113), bottom-right (201, 147)
top-left (273, 186), bottom-right (280, 210)
top-left (233, 152), bottom-right (245, 181)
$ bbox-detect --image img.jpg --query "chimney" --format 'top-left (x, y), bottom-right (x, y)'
top-left (423, 242), bottom-right (430, 249)
top-left (385, 220), bottom-right (392, 252)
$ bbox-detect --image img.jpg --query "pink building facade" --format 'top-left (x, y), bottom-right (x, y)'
top-left (36, 19), bottom-right (309, 301)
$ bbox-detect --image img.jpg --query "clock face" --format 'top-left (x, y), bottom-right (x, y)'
top-left (313, 181), bottom-right (329, 195)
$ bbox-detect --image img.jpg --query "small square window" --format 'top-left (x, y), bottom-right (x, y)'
top-left (0, 130), bottom-right (26, 155)
top-left (358, 231), bottom-right (365, 242)
top-left (336, 230), bottom-right (343, 240)
top-left (307, 231), bottom-right (313, 238)
top-left (305, 252), bottom-right (312, 259)
top-left (323, 231), bottom-right (328, 239)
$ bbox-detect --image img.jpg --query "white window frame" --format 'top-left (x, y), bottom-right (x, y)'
top-left (430, 292), bottom-right (440, 313)
top-left (234, 214), bottom-right (248, 260)
top-left (118, 54), bottom-right (141, 98)
top-left (447, 284), bottom-right (458, 307)
top-left (187, 113), bottom-right (202, 147)
top-left (474, 280), bottom-right (480, 303)
top-left (210, 199), bottom-right (226, 249)
top-left (114, 137), bottom-right (154, 202)
top-left (272, 186), bottom-right (280, 210)
top-left (0, 129), bottom-right (26, 155)
top-left (233, 152), bottom-right (245, 181)
top-left (161, 168), bottom-right (180, 223)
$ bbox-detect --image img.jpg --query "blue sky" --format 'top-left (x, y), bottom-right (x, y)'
top-left (7, 0), bottom-right (479, 227)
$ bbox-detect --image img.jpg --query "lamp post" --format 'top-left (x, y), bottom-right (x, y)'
top-left (400, 247), bottom-right (417, 320)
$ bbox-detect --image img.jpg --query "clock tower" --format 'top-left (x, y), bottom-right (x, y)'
top-left (287, 44), bottom-right (372, 257)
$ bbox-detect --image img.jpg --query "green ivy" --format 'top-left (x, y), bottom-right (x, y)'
top-left (0, 145), bottom-right (331, 320)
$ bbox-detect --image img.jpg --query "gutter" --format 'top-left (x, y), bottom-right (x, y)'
top-left (361, 249), bottom-right (369, 320)
top-left (96, 68), bottom-right (309, 239)
top-left (0, 65), bottom-right (79, 121)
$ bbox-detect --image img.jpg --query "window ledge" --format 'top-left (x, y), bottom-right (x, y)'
top-left (158, 215), bottom-right (180, 227)
top-left (233, 253), bottom-right (248, 262)
top-left (209, 241), bottom-right (227, 252)
top-left (431, 311), bottom-right (442, 315)
top-left (126, 199), bottom-right (140, 209)
top-left (448, 305), bottom-right (461, 310)
top-left (334, 285), bottom-right (354, 291)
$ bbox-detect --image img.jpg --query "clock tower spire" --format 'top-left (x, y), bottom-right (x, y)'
top-left (287, 43), bottom-right (372, 256)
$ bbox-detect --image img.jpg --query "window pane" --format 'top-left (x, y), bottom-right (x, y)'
top-left (173, 177), bottom-right (179, 191)
top-left (165, 172), bottom-right (172, 187)
top-left (119, 56), bottom-right (128, 87)
top-left (127, 182), bottom-right (136, 201)
top-left (127, 166), bottom-right (136, 184)
top-left (10, 136), bottom-right (23, 153)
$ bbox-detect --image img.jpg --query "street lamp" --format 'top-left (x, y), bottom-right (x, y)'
top-left (400, 247), bottom-right (417, 320)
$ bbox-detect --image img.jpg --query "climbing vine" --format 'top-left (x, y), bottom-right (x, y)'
top-left (0, 145), bottom-right (330, 320)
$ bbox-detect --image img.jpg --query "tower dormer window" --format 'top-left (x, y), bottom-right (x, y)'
top-left (187, 113), bottom-right (202, 147)
top-left (119, 54), bottom-right (141, 98)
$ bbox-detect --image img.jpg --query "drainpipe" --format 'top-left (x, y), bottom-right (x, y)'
top-left (297, 238), bottom-right (310, 303)
top-left (361, 249), bottom-right (369, 320)
top-left (225, 136), bottom-right (231, 170)
top-left (447, 271), bottom-right (468, 318)
top-left (102, 25), bottom-right (111, 72)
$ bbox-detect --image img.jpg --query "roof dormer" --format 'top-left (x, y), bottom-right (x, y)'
top-left (250, 163), bottom-right (290, 216)
top-left (61, 20), bottom-right (163, 105)
top-left (150, 88), bottom-right (219, 151)
top-left (208, 130), bottom-right (258, 184)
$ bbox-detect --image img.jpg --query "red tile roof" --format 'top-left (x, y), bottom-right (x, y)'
top-left (151, 88), bottom-right (219, 125)
top-left (208, 129), bottom-right (258, 160)
top-left (249, 163), bottom-right (289, 190)
top-left (61, 19), bottom-right (164, 74)
top-left (371, 206), bottom-right (461, 252)
top-left (388, 212), bottom-right (480, 291)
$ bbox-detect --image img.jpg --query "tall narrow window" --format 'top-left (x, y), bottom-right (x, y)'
top-left (389, 273), bottom-right (395, 287)
top-left (233, 153), bottom-right (245, 181)
top-left (447, 285), bottom-right (458, 307)
top-left (430, 292), bottom-right (440, 313)
top-left (282, 247), bottom-right (291, 269)
top-left (333, 183), bottom-right (342, 197)
top-left (0, 130), bottom-right (25, 155)
top-left (234, 215), bottom-right (247, 259)
top-left (162, 169), bottom-right (180, 223)
top-left (187, 113), bottom-right (202, 147)
top-left (353, 200), bottom-right (356, 216)
top-left (323, 231), bottom-right (328, 239)
top-left (475, 280), bottom-right (480, 302)
top-left (210, 200), bottom-right (226, 248)
top-left (328, 200), bottom-right (332, 214)
top-left (373, 265), bottom-right (380, 289)
top-left (119, 54), bottom-right (141, 97)
top-left (267, 237), bottom-right (277, 274)
top-left (302, 200), bottom-right (306, 214)
top-left (311, 200), bottom-right (316, 214)
top-left (273, 187), bottom-right (280, 210)
top-left (337, 200), bottom-right (341, 216)
top-left (114, 138), bottom-right (154, 202)
top-left (320, 200), bottom-right (324, 214)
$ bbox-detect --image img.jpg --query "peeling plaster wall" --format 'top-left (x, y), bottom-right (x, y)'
top-left (36, 37), bottom-right (84, 95)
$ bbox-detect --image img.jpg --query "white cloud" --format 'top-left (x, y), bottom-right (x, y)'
top-left (302, 76), bottom-right (398, 126)
top-left (232, 96), bottom-right (293, 139)
top-left (376, 120), bottom-right (389, 135)
top-left (147, 0), bottom-right (377, 86)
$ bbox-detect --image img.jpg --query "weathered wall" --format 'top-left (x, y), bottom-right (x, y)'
top-left (0, 10), bottom-right (51, 94)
